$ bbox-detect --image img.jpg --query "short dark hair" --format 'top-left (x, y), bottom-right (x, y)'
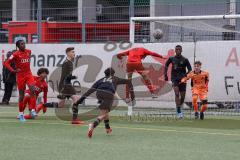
top-left (175, 45), bottom-right (182, 49)
top-left (37, 68), bottom-right (49, 76)
top-left (194, 61), bottom-right (202, 66)
top-left (16, 40), bottom-right (24, 49)
top-left (66, 47), bottom-right (74, 54)
top-left (104, 67), bottom-right (115, 77)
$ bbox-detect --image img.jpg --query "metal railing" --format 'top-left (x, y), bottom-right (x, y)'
top-left (0, 1), bottom-right (240, 43)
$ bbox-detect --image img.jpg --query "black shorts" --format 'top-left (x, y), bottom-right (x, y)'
top-left (96, 91), bottom-right (114, 111)
top-left (59, 85), bottom-right (76, 97)
top-left (172, 80), bottom-right (187, 92)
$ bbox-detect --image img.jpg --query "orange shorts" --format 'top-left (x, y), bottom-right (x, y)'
top-left (127, 62), bottom-right (145, 74)
top-left (192, 89), bottom-right (208, 100)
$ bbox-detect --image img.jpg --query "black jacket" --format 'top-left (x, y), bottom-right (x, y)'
top-left (2, 62), bottom-right (16, 84)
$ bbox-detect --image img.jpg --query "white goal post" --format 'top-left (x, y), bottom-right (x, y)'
top-left (129, 14), bottom-right (240, 43)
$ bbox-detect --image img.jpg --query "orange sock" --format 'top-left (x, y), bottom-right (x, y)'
top-left (200, 104), bottom-right (207, 113)
top-left (192, 95), bottom-right (198, 112)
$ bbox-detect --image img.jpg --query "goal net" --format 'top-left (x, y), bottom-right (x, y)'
top-left (126, 15), bottom-right (240, 119)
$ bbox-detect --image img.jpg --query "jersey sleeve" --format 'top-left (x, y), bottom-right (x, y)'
top-left (143, 48), bottom-right (163, 58)
top-left (181, 71), bottom-right (194, 83)
top-left (117, 50), bottom-right (129, 59)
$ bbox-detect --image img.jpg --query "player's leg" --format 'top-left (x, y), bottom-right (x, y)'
top-left (179, 83), bottom-right (187, 106)
top-left (104, 113), bottom-right (112, 134)
top-left (26, 75), bottom-right (37, 118)
top-left (88, 92), bottom-right (113, 138)
top-left (192, 94), bottom-right (199, 119)
top-left (28, 85), bottom-right (37, 118)
top-left (71, 95), bottom-right (84, 124)
top-left (199, 92), bottom-right (208, 120)
top-left (126, 63), bottom-right (134, 100)
top-left (126, 72), bottom-right (133, 101)
top-left (137, 63), bottom-right (157, 98)
top-left (18, 89), bottom-right (26, 122)
top-left (88, 109), bottom-right (109, 138)
top-left (173, 85), bottom-right (183, 118)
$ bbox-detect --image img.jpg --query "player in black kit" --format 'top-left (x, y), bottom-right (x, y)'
top-left (164, 45), bottom-right (192, 118)
top-left (74, 67), bottom-right (135, 138)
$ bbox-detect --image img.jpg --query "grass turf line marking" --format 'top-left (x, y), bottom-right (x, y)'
top-left (0, 119), bottom-right (240, 137)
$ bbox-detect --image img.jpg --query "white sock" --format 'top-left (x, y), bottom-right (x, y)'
top-left (19, 112), bottom-right (23, 115)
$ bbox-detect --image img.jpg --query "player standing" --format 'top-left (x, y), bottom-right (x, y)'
top-left (117, 47), bottom-right (165, 99)
top-left (164, 45), bottom-right (192, 118)
top-left (58, 47), bottom-right (84, 124)
top-left (181, 61), bottom-right (209, 120)
top-left (74, 68), bottom-right (135, 138)
top-left (22, 68), bottom-right (49, 119)
top-left (4, 40), bottom-right (36, 122)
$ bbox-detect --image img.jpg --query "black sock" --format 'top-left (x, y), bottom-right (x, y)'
top-left (93, 118), bottom-right (101, 128)
top-left (104, 119), bottom-right (110, 129)
top-left (72, 105), bottom-right (78, 120)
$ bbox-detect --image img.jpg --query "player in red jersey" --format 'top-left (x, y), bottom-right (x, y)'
top-left (117, 47), bottom-right (165, 99)
top-left (4, 40), bottom-right (36, 122)
top-left (22, 68), bottom-right (49, 119)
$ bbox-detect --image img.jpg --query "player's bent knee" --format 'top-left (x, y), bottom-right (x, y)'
top-left (201, 99), bottom-right (208, 105)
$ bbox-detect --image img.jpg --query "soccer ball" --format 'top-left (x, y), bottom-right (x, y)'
top-left (153, 29), bottom-right (164, 40)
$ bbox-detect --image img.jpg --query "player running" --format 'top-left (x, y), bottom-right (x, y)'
top-left (57, 47), bottom-right (84, 124)
top-left (181, 61), bottom-right (209, 120)
top-left (164, 45), bottom-right (192, 118)
top-left (117, 47), bottom-right (165, 99)
top-left (73, 68), bottom-right (135, 138)
top-left (22, 68), bottom-right (49, 119)
top-left (4, 40), bottom-right (36, 122)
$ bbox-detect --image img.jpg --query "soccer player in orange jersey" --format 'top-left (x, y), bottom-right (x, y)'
top-left (117, 47), bottom-right (165, 99)
top-left (181, 61), bottom-right (209, 120)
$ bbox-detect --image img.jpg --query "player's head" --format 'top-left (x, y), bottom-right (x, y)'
top-left (104, 67), bottom-right (115, 77)
top-left (66, 47), bottom-right (75, 60)
top-left (16, 40), bottom-right (26, 51)
top-left (194, 61), bottom-right (202, 73)
top-left (37, 68), bottom-right (49, 80)
top-left (175, 45), bottom-right (182, 56)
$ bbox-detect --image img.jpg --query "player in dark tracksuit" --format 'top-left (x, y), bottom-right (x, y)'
top-left (57, 47), bottom-right (84, 124)
top-left (74, 67), bottom-right (135, 138)
top-left (164, 45), bottom-right (192, 118)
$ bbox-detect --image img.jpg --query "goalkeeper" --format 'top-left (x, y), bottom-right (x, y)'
top-left (181, 61), bottom-right (209, 120)
top-left (73, 67), bottom-right (135, 138)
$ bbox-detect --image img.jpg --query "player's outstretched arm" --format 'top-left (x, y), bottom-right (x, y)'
top-left (75, 79), bottom-right (101, 105)
top-left (117, 50), bottom-right (129, 59)
top-left (143, 48), bottom-right (164, 59)
top-left (181, 72), bottom-right (193, 83)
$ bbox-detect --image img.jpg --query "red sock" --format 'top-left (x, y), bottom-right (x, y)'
top-left (19, 101), bottom-right (24, 112)
top-left (29, 96), bottom-right (36, 110)
top-left (36, 103), bottom-right (43, 114)
top-left (22, 96), bottom-right (30, 112)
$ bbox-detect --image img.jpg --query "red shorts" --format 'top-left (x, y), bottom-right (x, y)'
top-left (17, 73), bottom-right (35, 91)
top-left (127, 62), bottom-right (145, 74)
